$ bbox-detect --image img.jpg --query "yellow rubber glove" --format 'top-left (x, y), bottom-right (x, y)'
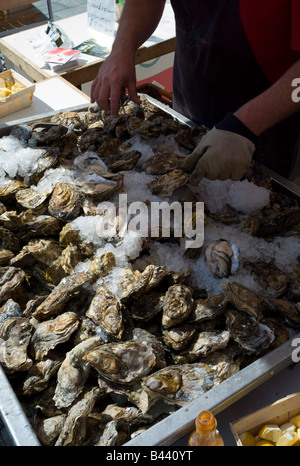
top-left (184, 127), bottom-right (255, 185)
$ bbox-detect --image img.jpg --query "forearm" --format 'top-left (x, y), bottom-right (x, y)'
top-left (111, 0), bottom-right (166, 57)
top-left (234, 59), bottom-right (300, 136)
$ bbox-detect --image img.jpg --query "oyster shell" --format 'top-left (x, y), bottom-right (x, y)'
top-left (147, 169), bottom-right (189, 197)
top-left (226, 309), bottom-right (275, 354)
top-left (0, 298), bottom-right (21, 326)
top-left (0, 317), bottom-right (33, 372)
top-left (35, 414), bottom-right (66, 446)
top-left (128, 289), bottom-right (165, 321)
top-left (222, 281), bottom-right (270, 320)
top-left (120, 265), bottom-right (171, 302)
top-left (23, 357), bottom-right (62, 395)
top-left (274, 299), bottom-right (300, 328)
top-left (53, 336), bottom-right (103, 409)
top-left (55, 387), bottom-right (101, 446)
top-left (86, 285), bottom-right (124, 339)
top-left (30, 311), bottom-right (80, 359)
top-left (15, 187), bottom-right (48, 210)
top-left (141, 363), bottom-right (217, 406)
top-left (83, 340), bottom-right (157, 384)
top-left (188, 293), bottom-right (227, 323)
top-left (162, 284), bottom-right (194, 328)
top-left (48, 182), bottom-right (82, 221)
top-left (244, 259), bottom-right (290, 298)
top-left (144, 152), bottom-right (186, 175)
top-left (0, 266), bottom-right (26, 304)
top-left (205, 239), bottom-right (240, 279)
top-left (173, 330), bottom-right (230, 364)
top-left (162, 324), bottom-right (196, 351)
top-left (10, 238), bottom-right (63, 269)
top-left (33, 272), bottom-right (90, 320)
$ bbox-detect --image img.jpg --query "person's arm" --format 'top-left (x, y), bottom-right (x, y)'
top-left (91, 0), bottom-right (166, 115)
top-left (184, 59), bottom-right (300, 184)
top-left (234, 59), bottom-right (300, 135)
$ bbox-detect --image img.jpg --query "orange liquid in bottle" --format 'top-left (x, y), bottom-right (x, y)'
top-left (188, 410), bottom-right (224, 446)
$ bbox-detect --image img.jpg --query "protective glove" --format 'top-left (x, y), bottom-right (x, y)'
top-left (183, 113), bottom-right (259, 185)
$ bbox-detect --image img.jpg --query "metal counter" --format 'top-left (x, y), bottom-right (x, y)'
top-left (0, 100), bottom-right (299, 446)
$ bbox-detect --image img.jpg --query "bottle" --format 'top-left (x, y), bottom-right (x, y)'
top-left (188, 410), bottom-right (224, 446)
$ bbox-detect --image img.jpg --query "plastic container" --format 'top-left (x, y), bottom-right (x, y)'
top-left (0, 70), bottom-right (35, 118)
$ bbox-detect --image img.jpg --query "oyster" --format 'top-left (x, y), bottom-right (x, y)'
top-left (226, 309), bottom-right (275, 354)
top-left (33, 272), bottom-right (90, 320)
top-left (35, 414), bottom-right (66, 446)
top-left (188, 293), bottom-right (227, 323)
top-left (94, 419), bottom-right (130, 447)
top-left (173, 330), bottom-right (230, 364)
top-left (0, 317), bottom-right (33, 372)
top-left (205, 239), bottom-right (240, 279)
top-left (86, 285), bottom-right (124, 339)
top-left (141, 363), bottom-right (217, 406)
top-left (144, 152), bottom-right (186, 175)
top-left (120, 265), bottom-right (171, 302)
top-left (0, 266), bottom-right (26, 304)
top-left (274, 299), bottom-right (300, 328)
top-left (131, 327), bottom-right (166, 369)
top-left (45, 244), bottom-right (83, 285)
top-left (162, 284), bottom-right (194, 328)
top-left (147, 169), bottom-right (189, 197)
top-left (244, 259), bottom-right (290, 298)
top-left (128, 289), bottom-right (165, 321)
top-left (30, 311), bottom-right (80, 360)
top-left (55, 387), bottom-right (101, 446)
top-left (23, 357), bottom-right (62, 395)
top-left (15, 187), bottom-right (48, 209)
top-left (222, 281), bottom-right (270, 320)
top-left (162, 324), bottom-right (196, 351)
top-left (53, 336), bottom-right (103, 409)
top-left (0, 299), bottom-right (21, 326)
top-left (83, 340), bottom-right (157, 384)
top-left (48, 182), bottom-right (82, 221)
top-left (0, 226), bottom-right (20, 253)
top-left (10, 238), bottom-right (63, 269)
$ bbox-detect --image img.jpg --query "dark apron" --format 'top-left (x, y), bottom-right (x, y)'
top-left (170, 0), bottom-right (300, 179)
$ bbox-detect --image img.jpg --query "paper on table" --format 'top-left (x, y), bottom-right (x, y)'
top-left (42, 47), bottom-right (81, 65)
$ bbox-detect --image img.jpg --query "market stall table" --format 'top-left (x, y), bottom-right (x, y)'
top-left (0, 7), bottom-right (175, 87)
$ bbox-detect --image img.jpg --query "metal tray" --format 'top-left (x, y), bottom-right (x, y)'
top-left (0, 99), bottom-right (299, 446)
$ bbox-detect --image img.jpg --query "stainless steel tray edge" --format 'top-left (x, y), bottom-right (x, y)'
top-left (125, 334), bottom-right (300, 446)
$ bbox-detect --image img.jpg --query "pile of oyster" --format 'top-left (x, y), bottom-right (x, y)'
top-left (0, 96), bottom-right (300, 446)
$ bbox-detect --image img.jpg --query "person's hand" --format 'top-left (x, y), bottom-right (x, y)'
top-left (90, 50), bottom-right (140, 116)
top-left (183, 114), bottom-right (259, 185)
